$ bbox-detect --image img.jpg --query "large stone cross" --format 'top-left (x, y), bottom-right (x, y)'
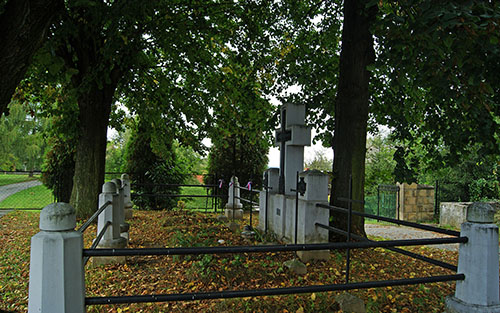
top-left (274, 103), bottom-right (311, 195)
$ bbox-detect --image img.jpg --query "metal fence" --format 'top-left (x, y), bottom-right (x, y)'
top-left (0, 171), bottom-right (53, 210)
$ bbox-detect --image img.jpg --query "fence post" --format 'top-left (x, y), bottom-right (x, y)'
top-left (121, 173), bottom-right (133, 219)
top-left (112, 178), bottom-right (130, 241)
top-left (94, 182), bottom-right (127, 265)
top-left (28, 203), bottom-right (85, 313)
top-left (445, 202), bottom-right (500, 313)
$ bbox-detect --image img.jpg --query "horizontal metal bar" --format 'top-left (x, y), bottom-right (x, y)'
top-left (317, 203), bottom-right (461, 237)
top-left (378, 184), bottom-right (400, 191)
top-left (78, 201), bottom-right (112, 233)
top-left (132, 194), bottom-right (226, 198)
top-left (132, 183), bottom-right (217, 188)
top-left (234, 186), bottom-right (260, 193)
top-left (315, 223), bottom-right (458, 271)
top-left (337, 197), bottom-right (365, 204)
top-left (84, 221), bottom-right (112, 266)
top-left (83, 237), bottom-right (467, 257)
top-left (234, 196), bottom-right (259, 206)
top-left (85, 274), bottom-right (464, 305)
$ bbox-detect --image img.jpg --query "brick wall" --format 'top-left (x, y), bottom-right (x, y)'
top-left (398, 183), bottom-right (435, 222)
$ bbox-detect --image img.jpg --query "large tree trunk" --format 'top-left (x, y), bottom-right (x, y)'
top-left (70, 83), bottom-right (116, 218)
top-left (0, 0), bottom-right (63, 116)
top-left (329, 0), bottom-right (377, 239)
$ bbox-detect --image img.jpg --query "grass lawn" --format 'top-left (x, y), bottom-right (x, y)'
top-left (0, 174), bottom-right (39, 187)
top-left (1, 209), bottom-right (460, 312)
top-left (0, 185), bottom-right (53, 209)
top-left (179, 186), bottom-right (216, 211)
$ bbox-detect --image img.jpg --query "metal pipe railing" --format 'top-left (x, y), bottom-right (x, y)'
top-left (84, 221), bottom-right (112, 266)
top-left (316, 203), bottom-right (461, 237)
top-left (78, 201), bottom-right (112, 233)
top-left (83, 237), bottom-right (467, 258)
top-left (85, 274), bottom-right (464, 305)
top-left (315, 223), bottom-right (458, 271)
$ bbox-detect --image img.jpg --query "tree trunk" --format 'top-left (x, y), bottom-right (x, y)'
top-left (329, 0), bottom-right (377, 240)
top-left (0, 0), bottom-right (63, 116)
top-left (70, 83), bottom-right (115, 218)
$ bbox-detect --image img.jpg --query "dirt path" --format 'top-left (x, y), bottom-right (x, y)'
top-left (365, 223), bottom-right (459, 251)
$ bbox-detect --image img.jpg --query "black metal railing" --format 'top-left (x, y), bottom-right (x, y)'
top-left (234, 182), bottom-right (260, 229)
top-left (81, 174), bottom-right (468, 308)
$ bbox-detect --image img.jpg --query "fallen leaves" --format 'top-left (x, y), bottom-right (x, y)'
top-left (0, 210), bottom-right (461, 313)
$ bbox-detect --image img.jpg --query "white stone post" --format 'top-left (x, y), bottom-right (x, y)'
top-left (28, 203), bottom-right (85, 313)
top-left (94, 182), bottom-right (127, 265)
top-left (295, 170), bottom-right (330, 262)
top-left (225, 176), bottom-right (243, 219)
top-left (121, 173), bottom-right (133, 219)
top-left (445, 202), bottom-right (500, 313)
top-left (112, 178), bottom-right (130, 241)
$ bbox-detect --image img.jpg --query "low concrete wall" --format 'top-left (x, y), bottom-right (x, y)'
top-left (440, 202), bottom-right (499, 229)
top-left (440, 202), bottom-right (470, 229)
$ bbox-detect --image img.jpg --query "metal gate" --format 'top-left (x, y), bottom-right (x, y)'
top-left (377, 184), bottom-right (400, 219)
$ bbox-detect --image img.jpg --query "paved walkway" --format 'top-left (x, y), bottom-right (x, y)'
top-left (0, 180), bottom-right (42, 219)
top-left (365, 223), bottom-right (459, 251)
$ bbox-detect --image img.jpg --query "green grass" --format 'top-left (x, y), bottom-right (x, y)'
top-left (178, 186), bottom-right (216, 211)
top-left (0, 185), bottom-right (53, 209)
top-left (0, 174), bottom-right (39, 187)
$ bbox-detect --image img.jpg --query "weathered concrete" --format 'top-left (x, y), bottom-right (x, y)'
top-left (446, 202), bottom-right (500, 313)
top-left (93, 182), bottom-right (127, 266)
top-left (440, 202), bottom-right (469, 229)
top-left (28, 203), bottom-right (85, 313)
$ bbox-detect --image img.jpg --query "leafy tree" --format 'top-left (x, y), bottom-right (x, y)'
top-left (124, 119), bottom-right (184, 210)
top-left (364, 134), bottom-right (396, 195)
top-left (305, 150), bottom-right (333, 173)
top-left (372, 1), bottom-right (500, 178)
top-left (0, 101), bottom-right (48, 170)
top-left (20, 1), bottom-right (279, 217)
top-left (206, 133), bottom-right (268, 207)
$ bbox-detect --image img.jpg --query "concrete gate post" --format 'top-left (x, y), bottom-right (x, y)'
top-left (445, 202), bottom-right (500, 312)
top-left (28, 203), bottom-right (85, 313)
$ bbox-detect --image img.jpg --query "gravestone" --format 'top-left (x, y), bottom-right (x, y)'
top-left (225, 176), bottom-right (243, 220)
top-left (259, 103), bottom-right (329, 261)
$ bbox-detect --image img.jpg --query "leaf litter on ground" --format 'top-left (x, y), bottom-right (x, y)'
top-left (0, 209), bottom-right (462, 312)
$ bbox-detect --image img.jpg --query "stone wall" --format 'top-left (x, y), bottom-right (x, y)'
top-left (398, 183), bottom-right (435, 222)
top-left (440, 202), bottom-right (469, 228)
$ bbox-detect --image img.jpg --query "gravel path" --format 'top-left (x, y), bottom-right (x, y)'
top-left (0, 180), bottom-right (42, 219)
top-left (0, 180), bottom-right (42, 202)
top-left (365, 223), bottom-right (459, 251)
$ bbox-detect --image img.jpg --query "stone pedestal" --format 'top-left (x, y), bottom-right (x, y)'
top-left (225, 176), bottom-right (243, 220)
top-left (295, 170), bottom-right (330, 262)
top-left (28, 203), bottom-right (85, 313)
top-left (93, 182), bottom-right (127, 266)
top-left (446, 202), bottom-right (500, 313)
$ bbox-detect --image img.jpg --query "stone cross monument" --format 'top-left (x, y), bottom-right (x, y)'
top-left (274, 103), bottom-right (312, 195)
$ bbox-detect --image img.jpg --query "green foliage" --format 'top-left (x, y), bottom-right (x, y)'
top-left (105, 129), bottom-right (131, 173)
top-left (365, 134), bottom-right (397, 195)
top-left (304, 150), bottom-right (333, 172)
top-left (0, 101), bottom-right (48, 171)
top-left (372, 1), bottom-right (500, 169)
top-left (124, 120), bottom-right (184, 210)
top-left (206, 133), bottom-right (268, 206)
